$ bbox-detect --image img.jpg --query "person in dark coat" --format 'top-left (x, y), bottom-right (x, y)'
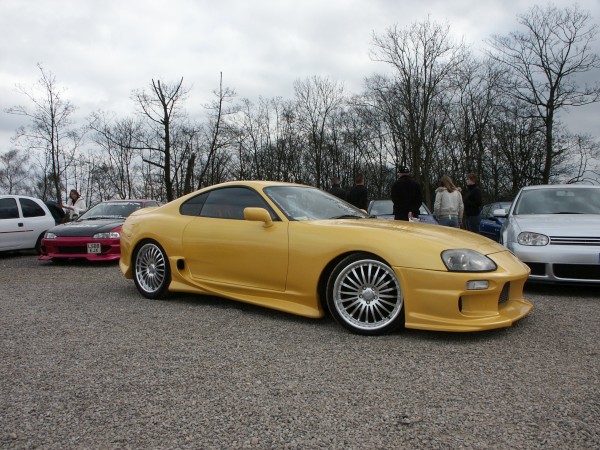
top-left (391, 166), bottom-right (423, 221)
top-left (347, 174), bottom-right (369, 210)
top-left (464, 172), bottom-right (483, 232)
top-left (328, 176), bottom-right (347, 200)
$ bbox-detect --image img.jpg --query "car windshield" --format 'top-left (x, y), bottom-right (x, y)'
top-left (369, 200), bottom-right (430, 216)
top-left (264, 186), bottom-right (368, 221)
top-left (369, 201), bottom-right (393, 215)
top-left (514, 188), bottom-right (600, 215)
top-left (79, 201), bottom-right (143, 220)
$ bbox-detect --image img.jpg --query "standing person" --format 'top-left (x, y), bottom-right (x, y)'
top-left (464, 173), bottom-right (483, 232)
top-left (328, 176), bottom-right (347, 200)
top-left (434, 175), bottom-right (464, 228)
top-left (61, 189), bottom-right (87, 220)
top-left (347, 174), bottom-right (369, 210)
top-left (391, 166), bottom-right (422, 221)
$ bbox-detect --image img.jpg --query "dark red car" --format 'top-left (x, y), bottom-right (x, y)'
top-left (39, 199), bottom-right (161, 262)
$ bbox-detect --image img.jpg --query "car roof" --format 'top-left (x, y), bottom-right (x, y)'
top-left (521, 184), bottom-right (599, 191)
top-left (0, 194), bottom-right (44, 200)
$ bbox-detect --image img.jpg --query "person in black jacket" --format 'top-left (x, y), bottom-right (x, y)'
top-left (391, 166), bottom-right (422, 221)
top-left (328, 177), bottom-right (347, 200)
top-left (347, 174), bottom-right (369, 210)
top-left (463, 173), bottom-right (483, 232)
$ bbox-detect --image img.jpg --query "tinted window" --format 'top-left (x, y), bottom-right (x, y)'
top-left (200, 187), bottom-right (277, 220)
top-left (20, 198), bottom-right (46, 218)
top-left (0, 198), bottom-right (19, 219)
top-left (180, 193), bottom-right (208, 216)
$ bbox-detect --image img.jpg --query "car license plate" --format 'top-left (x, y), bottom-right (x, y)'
top-left (87, 243), bottom-right (101, 254)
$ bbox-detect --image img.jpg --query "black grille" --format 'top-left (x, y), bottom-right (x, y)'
top-left (553, 264), bottom-right (600, 280)
top-left (550, 236), bottom-right (600, 246)
top-left (498, 283), bottom-right (510, 304)
top-left (57, 246), bottom-right (88, 254)
top-left (524, 262), bottom-right (546, 276)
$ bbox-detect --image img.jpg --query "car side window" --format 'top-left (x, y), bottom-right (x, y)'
top-left (180, 193), bottom-right (209, 216)
top-left (0, 198), bottom-right (20, 219)
top-left (199, 187), bottom-right (278, 220)
top-left (20, 198), bottom-right (46, 218)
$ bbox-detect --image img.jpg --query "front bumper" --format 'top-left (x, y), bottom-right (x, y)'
top-left (509, 243), bottom-right (600, 284)
top-left (395, 251), bottom-right (533, 332)
top-left (39, 237), bottom-right (122, 261)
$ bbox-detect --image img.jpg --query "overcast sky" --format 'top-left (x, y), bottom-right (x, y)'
top-left (1, 0), bottom-right (599, 154)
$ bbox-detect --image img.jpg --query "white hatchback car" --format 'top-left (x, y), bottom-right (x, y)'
top-left (499, 184), bottom-right (600, 285)
top-left (0, 195), bottom-right (57, 253)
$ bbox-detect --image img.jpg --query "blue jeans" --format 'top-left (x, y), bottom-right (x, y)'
top-left (438, 215), bottom-right (459, 228)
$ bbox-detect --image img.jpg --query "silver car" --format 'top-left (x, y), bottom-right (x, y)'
top-left (499, 184), bottom-right (600, 284)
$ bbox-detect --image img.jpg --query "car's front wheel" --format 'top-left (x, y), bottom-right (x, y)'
top-left (326, 253), bottom-right (404, 335)
top-left (133, 241), bottom-right (171, 299)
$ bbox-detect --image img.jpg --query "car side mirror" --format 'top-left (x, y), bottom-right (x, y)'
top-left (244, 207), bottom-right (274, 228)
top-left (493, 208), bottom-right (508, 218)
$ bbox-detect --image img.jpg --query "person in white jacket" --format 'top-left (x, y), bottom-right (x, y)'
top-left (434, 175), bottom-right (464, 228)
top-left (61, 189), bottom-right (87, 220)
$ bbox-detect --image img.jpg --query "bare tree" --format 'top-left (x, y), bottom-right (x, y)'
top-left (488, 4), bottom-right (600, 184)
top-left (370, 17), bottom-right (465, 204)
top-left (5, 64), bottom-right (82, 202)
top-left (131, 77), bottom-right (189, 201)
top-left (88, 112), bottom-right (144, 198)
top-left (294, 75), bottom-right (344, 188)
top-left (194, 72), bottom-right (238, 189)
top-left (0, 149), bottom-right (30, 194)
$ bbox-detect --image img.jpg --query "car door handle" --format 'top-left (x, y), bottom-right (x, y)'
top-left (18, 222), bottom-right (24, 227)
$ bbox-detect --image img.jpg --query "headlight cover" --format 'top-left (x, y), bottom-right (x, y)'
top-left (442, 249), bottom-right (497, 272)
top-left (45, 232), bottom-right (57, 239)
top-left (92, 231), bottom-right (121, 239)
top-left (517, 232), bottom-right (549, 246)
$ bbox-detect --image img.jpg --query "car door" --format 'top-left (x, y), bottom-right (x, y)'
top-left (17, 198), bottom-right (54, 250)
top-left (181, 187), bottom-right (289, 291)
top-left (0, 197), bottom-right (27, 251)
top-left (478, 204), bottom-right (497, 240)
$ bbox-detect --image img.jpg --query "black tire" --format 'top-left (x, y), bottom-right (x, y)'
top-left (34, 233), bottom-right (45, 255)
top-left (326, 253), bottom-right (404, 335)
top-left (132, 241), bottom-right (171, 299)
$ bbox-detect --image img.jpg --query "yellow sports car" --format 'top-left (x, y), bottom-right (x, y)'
top-left (119, 181), bottom-right (533, 335)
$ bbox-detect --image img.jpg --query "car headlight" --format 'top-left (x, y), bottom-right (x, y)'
top-left (517, 232), bottom-right (549, 246)
top-left (45, 232), bottom-right (57, 239)
top-left (92, 231), bottom-right (121, 239)
top-left (441, 249), bottom-right (497, 272)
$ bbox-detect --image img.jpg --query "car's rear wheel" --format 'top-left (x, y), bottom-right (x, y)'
top-left (133, 241), bottom-right (170, 299)
top-left (326, 253), bottom-right (404, 335)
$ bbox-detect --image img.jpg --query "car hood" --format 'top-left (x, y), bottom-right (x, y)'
top-left (510, 214), bottom-right (600, 236)
top-left (48, 219), bottom-right (125, 237)
top-left (322, 218), bottom-right (505, 256)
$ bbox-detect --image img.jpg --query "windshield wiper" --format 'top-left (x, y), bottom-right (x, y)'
top-left (331, 214), bottom-right (363, 219)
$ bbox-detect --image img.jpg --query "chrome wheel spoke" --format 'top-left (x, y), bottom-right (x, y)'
top-left (333, 259), bottom-right (403, 331)
top-left (135, 243), bottom-right (166, 293)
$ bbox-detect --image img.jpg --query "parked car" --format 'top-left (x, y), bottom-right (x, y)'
top-left (478, 201), bottom-right (511, 242)
top-left (39, 199), bottom-right (161, 262)
top-left (367, 199), bottom-right (438, 224)
top-left (0, 195), bottom-right (57, 253)
top-left (499, 184), bottom-right (600, 285)
top-left (120, 181), bottom-right (532, 335)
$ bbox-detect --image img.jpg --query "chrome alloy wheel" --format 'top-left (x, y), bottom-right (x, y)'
top-left (135, 242), bottom-right (167, 294)
top-left (332, 258), bottom-right (403, 332)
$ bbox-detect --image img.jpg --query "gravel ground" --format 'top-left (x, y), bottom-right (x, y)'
top-left (0, 252), bottom-right (598, 449)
